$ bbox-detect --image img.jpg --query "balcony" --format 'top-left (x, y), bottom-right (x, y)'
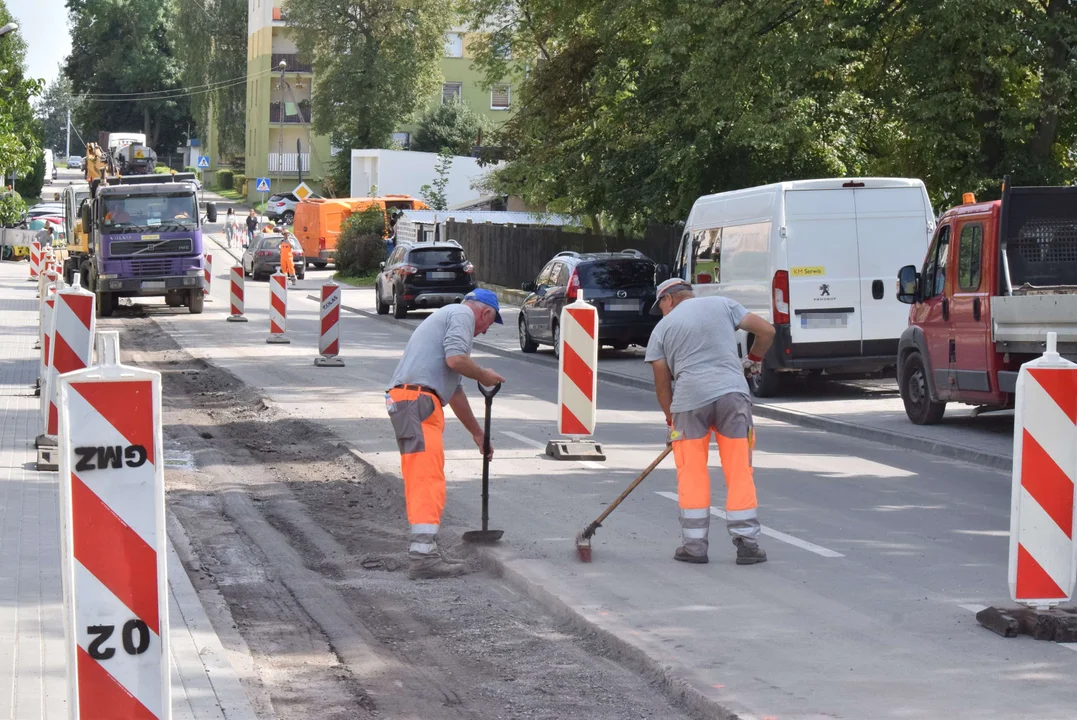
top-left (268, 153), bottom-right (310, 174)
top-left (269, 102), bottom-right (310, 124)
top-left (271, 53), bottom-right (313, 74)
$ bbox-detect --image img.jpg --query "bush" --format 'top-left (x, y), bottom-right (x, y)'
top-left (0, 190), bottom-right (26, 227)
top-left (233, 174), bottom-right (247, 194)
top-left (153, 166), bottom-right (171, 174)
top-left (336, 206), bottom-right (388, 274)
top-left (183, 166), bottom-right (198, 174)
top-left (15, 151), bottom-right (45, 200)
top-left (215, 169), bottom-right (234, 190)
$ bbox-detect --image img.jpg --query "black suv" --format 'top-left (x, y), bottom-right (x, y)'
top-left (519, 250), bottom-right (661, 354)
top-left (375, 240), bottom-right (477, 318)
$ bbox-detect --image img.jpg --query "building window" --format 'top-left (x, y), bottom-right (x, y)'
top-left (444, 33), bottom-right (463, 58)
top-left (391, 132), bottom-right (411, 150)
top-left (491, 84), bottom-right (510, 110)
top-left (442, 82), bottom-right (462, 104)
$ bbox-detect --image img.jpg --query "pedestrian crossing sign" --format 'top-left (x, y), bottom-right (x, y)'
top-left (255, 177), bottom-right (271, 193)
top-left (293, 182), bottom-right (314, 201)
top-left (196, 156), bottom-right (210, 169)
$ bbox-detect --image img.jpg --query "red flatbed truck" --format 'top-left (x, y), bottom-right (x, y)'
top-left (895, 179), bottom-right (1077, 424)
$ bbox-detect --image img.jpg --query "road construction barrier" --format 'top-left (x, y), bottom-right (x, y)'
top-left (547, 291), bottom-right (605, 461)
top-left (267, 272), bottom-right (290, 344)
top-left (203, 253), bottom-right (212, 301)
top-left (38, 255), bottom-right (54, 298)
top-left (1009, 332), bottom-right (1077, 608)
top-left (44, 279), bottom-right (97, 445)
top-left (314, 280), bottom-right (344, 367)
top-left (29, 239), bottom-right (40, 280)
top-left (37, 269), bottom-right (62, 373)
top-left (227, 265), bottom-right (247, 322)
top-left (57, 331), bottom-right (170, 719)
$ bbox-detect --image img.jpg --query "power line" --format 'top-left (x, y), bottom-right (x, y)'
top-left (79, 69), bottom-right (272, 101)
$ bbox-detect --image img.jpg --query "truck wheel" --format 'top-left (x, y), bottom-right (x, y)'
top-left (313, 262), bottom-right (328, 270)
top-left (749, 363), bottom-right (782, 398)
top-left (96, 292), bottom-right (114, 318)
top-left (283, 211), bottom-right (294, 225)
top-left (189, 290), bottom-right (204, 314)
top-left (900, 353), bottom-right (946, 425)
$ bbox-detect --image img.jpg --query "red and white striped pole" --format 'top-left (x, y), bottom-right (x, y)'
top-left (267, 272), bottom-right (290, 344)
top-left (227, 265), bottom-right (247, 323)
top-left (43, 282), bottom-right (96, 444)
top-left (314, 280), bottom-right (344, 367)
top-left (547, 291), bottom-right (605, 461)
top-left (202, 253), bottom-right (213, 302)
top-left (29, 238), bottom-right (40, 281)
top-left (57, 333), bottom-right (170, 719)
top-left (1008, 332), bottom-right (1077, 608)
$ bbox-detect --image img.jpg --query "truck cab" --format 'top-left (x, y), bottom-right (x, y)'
top-left (896, 182), bottom-right (1077, 424)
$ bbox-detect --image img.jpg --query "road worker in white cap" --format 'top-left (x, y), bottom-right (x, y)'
top-left (645, 278), bottom-right (776, 564)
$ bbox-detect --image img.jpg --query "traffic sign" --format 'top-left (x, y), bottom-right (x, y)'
top-left (255, 177), bottom-right (271, 193)
top-left (196, 156), bottom-right (210, 169)
top-left (293, 181), bottom-right (314, 201)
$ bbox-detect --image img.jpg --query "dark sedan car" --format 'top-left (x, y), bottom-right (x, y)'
top-left (374, 240), bottom-right (477, 318)
top-left (241, 233), bottom-right (306, 281)
top-left (519, 250), bottom-right (661, 355)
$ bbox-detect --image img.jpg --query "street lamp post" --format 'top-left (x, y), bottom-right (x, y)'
top-left (277, 59), bottom-right (286, 187)
top-left (0, 23), bottom-right (18, 38)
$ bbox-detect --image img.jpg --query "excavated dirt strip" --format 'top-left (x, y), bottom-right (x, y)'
top-left (112, 311), bottom-right (700, 720)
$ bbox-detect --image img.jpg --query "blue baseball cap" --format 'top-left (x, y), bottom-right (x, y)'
top-left (464, 288), bottom-right (504, 324)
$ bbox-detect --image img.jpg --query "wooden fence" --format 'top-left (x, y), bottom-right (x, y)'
top-left (446, 221), bottom-right (680, 289)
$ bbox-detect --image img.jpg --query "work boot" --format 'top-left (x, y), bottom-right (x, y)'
top-left (673, 546), bottom-right (709, 564)
top-left (734, 537), bottom-right (767, 565)
top-left (408, 554), bottom-right (469, 580)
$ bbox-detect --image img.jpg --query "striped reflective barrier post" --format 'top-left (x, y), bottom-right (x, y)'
top-left (546, 291), bottom-right (605, 461)
top-left (202, 253), bottom-right (213, 301)
top-left (267, 272), bottom-right (290, 344)
top-left (314, 280), bottom-right (344, 367)
top-left (29, 238), bottom-right (40, 281)
top-left (227, 265), bottom-right (247, 322)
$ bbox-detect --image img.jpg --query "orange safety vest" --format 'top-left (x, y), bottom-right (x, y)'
top-left (279, 241), bottom-right (295, 275)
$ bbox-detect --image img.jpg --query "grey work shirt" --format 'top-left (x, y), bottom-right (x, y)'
top-left (388, 304), bottom-right (475, 405)
top-left (644, 295), bottom-right (750, 412)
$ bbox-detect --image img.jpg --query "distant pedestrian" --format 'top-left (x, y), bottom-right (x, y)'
top-left (245, 209), bottom-right (258, 245)
top-left (224, 208), bottom-right (239, 247)
top-left (645, 278), bottom-right (776, 566)
top-left (279, 236), bottom-right (297, 286)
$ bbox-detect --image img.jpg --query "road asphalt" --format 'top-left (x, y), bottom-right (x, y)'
top-left (115, 232), bottom-right (1077, 720)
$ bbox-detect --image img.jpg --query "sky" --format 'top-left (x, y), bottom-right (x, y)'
top-left (8, 0), bottom-right (71, 85)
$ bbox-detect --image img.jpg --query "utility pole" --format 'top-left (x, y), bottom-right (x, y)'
top-left (65, 108), bottom-right (71, 159)
top-left (278, 60), bottom-right (286, 185)
top-left (297, 138), bottom-right (302, 186)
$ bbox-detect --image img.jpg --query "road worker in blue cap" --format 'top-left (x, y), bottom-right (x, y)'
top-left (386, 288), bottom-right (506, 579)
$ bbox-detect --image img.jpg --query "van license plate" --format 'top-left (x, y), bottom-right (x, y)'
top-left (427, 271), bottom-right (455, 280)
top-left (141, 281), bottom-right (166, 290)
top-left (801, 313), bottom-right (847, 329)
top-left (607, 301), bottom-right (639, 312)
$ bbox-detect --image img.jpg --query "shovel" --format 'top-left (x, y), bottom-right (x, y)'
top-left (462, 381), bottom-right (504, 543)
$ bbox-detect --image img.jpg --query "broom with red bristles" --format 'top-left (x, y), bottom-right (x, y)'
top-left (575, 446), bottom-right (673, 562)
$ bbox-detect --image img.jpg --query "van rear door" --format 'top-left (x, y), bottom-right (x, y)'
top-left (784, 189), bottom-right (862, 354)
top-left (853, 187), bottom-right (931, 355)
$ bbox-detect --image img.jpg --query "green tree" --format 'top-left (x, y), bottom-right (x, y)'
top-left (284, 0), bottom-right (454, 189)
top-left (173, 0), bottom-right (247, 162)
top-left (0, 0), bottom-right (43, 180)
top-left (35, 76), bottom-right (80, 157)
top-left (15, 142), bottom-right (45, 199)
top-left (64, 0), bottom-right (192, 153)
top-left (412, 100), bottom-right (491, 155)
top-left (0, 189), bottom-right (26, 226)
top-left (419, 147), bottom-right (453, 210)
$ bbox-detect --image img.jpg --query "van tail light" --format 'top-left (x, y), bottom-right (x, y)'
top-left (772, 270), bottom-right (790, 325)
top-left (401, 265), bottom-right (418, 275)
top-left (318, 236), bottom-right (326, 250)
top-left (566, 269), bottom-right (581, 300)
top-left (463, 261), bottom-right (474, 273)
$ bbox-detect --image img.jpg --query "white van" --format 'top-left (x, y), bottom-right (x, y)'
top-left (674, 178), bottom-right (935, 396)
top-left (43, 149), bottom-right (54, 180)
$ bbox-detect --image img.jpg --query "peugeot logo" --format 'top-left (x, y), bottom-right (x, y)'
top-left (617, 290), bottom-right (627, 298)
top-left (819, 284), bottom-right (831, 297)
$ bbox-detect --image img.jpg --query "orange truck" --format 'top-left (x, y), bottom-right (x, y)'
top-left (293, 195), bottom-right (429, 268)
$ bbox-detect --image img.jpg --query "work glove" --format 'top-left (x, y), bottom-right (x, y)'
top-left (665, 418), bottom-right (681, 446)
top-left (742, 355), bottom-right (763, 378)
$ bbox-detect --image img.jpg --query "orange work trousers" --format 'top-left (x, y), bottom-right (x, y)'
top-left (387, 386), bottom-right (446, 557)
top-left (280, 249), bottom-right (296, 277)
top-left (671, 392), bottom-right (759, 556)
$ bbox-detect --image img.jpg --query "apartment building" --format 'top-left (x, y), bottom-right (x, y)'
top-left (226, 3), bottom-right (511, 200)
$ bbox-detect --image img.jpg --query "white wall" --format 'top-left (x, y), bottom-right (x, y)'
top-left (349, 149), bottom-right (494, 206)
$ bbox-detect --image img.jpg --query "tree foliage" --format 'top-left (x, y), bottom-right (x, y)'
top-left (64, 0), bottom-right (191, 152)
top-left (337, 205), bottom-right (389, 274)
top-left (419, 148), bottom-right (453, 210)
top-left (463, 0), bottom-right (1077, 229)
top-left (412, 100), bottom-right (491, 155)
top-left (0, 0), bottom-right (42, 180)
top-left (284, 0), bottom-right (455, 189)
top-left (35, 76), bottom-right (80, 157)
top-left (173, 0), bottom-right (247, 161)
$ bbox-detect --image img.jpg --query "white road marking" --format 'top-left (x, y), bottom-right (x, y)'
top-left (579, 461), bottom-right (606, 470)
top-left (502, 431), bottom-right (545, 449)
top-left (655, 491), bottom-right (844, 558)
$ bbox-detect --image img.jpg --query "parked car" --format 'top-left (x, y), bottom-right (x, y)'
top-left (67, 155), bottom-right (83, 170)
top-left (374, 240), bottom-right (476, 318)
top-left (266, 192), bottom-right (323, 225)
top-left (519, 250), bottom-right (661, 355)
top-left (675, 177), bottom-right (935, 396)
top-left (241, 232), bottom-right (305, 281)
